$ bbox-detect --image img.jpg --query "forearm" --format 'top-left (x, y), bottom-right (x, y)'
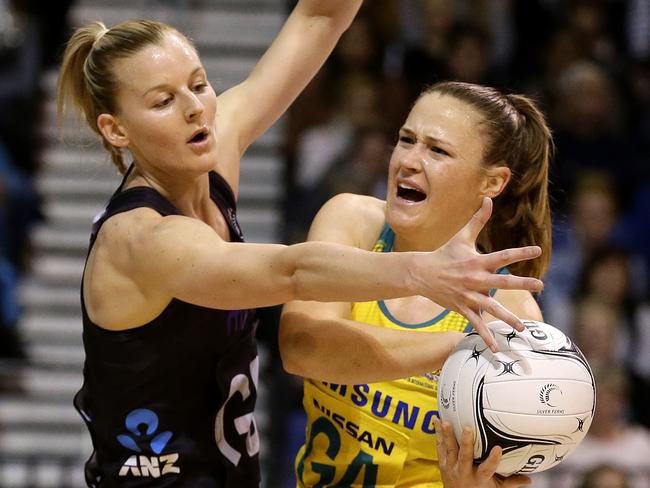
top-left (295, 0), bottom-right (363, 30)
top-left (169, 238), bottom-right (424, 310)
top-left (283, 241), bottom-right (423, 303)
top-left (280, 310), bottom-right (464, 384)
top-left (226, 0), bottom-right (363, 152)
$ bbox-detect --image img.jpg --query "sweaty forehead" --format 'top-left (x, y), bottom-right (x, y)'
top-left (113, 32), bottom-right (200, 94)
top-left (407, 93), bottom-right (482, 132)
top-left (405, 93), bottom-right (484, 139)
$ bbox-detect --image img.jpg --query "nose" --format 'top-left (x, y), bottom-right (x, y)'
top-left (398, 145), bottom-right (425, 173)
top-left (184, 92), bottom-right (204, 122)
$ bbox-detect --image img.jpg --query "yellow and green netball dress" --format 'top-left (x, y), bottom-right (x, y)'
top-left (295, 224), bottom-right (472, 488)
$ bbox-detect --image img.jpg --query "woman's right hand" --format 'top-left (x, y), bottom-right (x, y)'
top-left (434, 417), bottom-right (532, 488)
top-left (421, 197), bottom-right (543, 351)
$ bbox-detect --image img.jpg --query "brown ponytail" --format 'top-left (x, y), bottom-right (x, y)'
top-left (423, 82), bottom-right (553, 279)
top-left (57, 20), bottom-right (177, 175)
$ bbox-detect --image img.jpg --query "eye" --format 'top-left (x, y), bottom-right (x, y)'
top-left (399, 135), bottom-right (415, 145)
top-left (192, 82), bottom-right (208, 93)
top-left (154, 96), bottom-right (173, 108)
top-left (430, 145), bottom-right (450, 156)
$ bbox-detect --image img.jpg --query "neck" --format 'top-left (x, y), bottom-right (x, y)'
top-left (127, 164), bottom-right (212, 219)
top-left (389, 217), bottom-right (466, 253)
top-left (392, 229), bottom-right (450, 253)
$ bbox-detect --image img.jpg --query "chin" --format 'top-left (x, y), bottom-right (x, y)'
top-left (385, 208), bottom-right (423, 234)
top-left (185, 152), bottom-right (217, 172)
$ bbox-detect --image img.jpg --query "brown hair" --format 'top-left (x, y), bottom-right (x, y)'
top-left (57, 20), bottom-right (178, 174)
top-left (422, 81), bottom-right (553, 279)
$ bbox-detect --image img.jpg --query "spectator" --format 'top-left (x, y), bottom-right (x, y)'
top-left (0, 140), bottom-right (36, 361)
top-left (0, 0), bottom-right (43, 176)
top-left (293, 77), bottom-right (382, 191)
top-left (621, 59), bottom-right (650, 170)
top-left (615, 182), bottom-right (650, 294)
top-left (572, 297), bottom-right (626, 364)
top-left (286, 78), bottom-right (386, 243)
top-left (573, 245), bottom-right (650, 429)
top-left (564, 0), bottom-right (624, 67)
top-left (443, 22), bottom-right (493, 85)
top-left (549, 61), bottom-right (639, 210)
top-left (396, 0), bottom-right (455, 97)
top-left (542, 172), bottom-right (621, 332)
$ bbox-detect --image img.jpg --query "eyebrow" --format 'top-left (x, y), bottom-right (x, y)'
top-left (399, 127), bottom-right (454, 149)
top-left (141, 66), bottom-right (205, 97)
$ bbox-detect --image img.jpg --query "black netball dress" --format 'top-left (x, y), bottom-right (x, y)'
top-left (75, 168), bottom-right (260, 487)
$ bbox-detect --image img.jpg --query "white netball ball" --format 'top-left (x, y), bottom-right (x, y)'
top-left (437, 320), bottom-right (595, 476)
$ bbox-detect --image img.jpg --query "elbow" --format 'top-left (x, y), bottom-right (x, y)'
top-left (278, 314), bottom-right (309, 376)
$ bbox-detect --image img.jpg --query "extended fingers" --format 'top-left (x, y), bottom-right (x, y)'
top-left (479, 297), bottom-right (525, 333)
top-left (482, 272), bottom-right (544, 294)
top-left (484, 246), bottom-right (542, 272)
top-left (462, 307), bottom-right (499, 352)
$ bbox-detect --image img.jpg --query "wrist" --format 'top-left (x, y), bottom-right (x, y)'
top-left (403, 252), bottom-right (424, 296)
top-left (406, 250), bottom-right (446, 298)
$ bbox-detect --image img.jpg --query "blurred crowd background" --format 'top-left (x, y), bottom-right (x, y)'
top-left (1, 0), bottom-right (649, 487)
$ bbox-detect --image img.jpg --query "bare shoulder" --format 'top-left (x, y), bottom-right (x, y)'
top-left (96, 207), bottom-right (222, 274)
top-left (84, 207), bottom-right (165, 329)
top-left (310, 193), bottom-right (386, 249)
top-left (93, 207), bottom-right (162, 263)
top-left (85, 208), bottom-right (223, 329)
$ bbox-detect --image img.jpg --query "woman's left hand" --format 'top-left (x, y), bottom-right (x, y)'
top-left (434, 417), bottom-right (532, 488)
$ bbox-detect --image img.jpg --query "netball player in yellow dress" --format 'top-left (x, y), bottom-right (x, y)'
top-left (280, 82), bottom-right (552, 488)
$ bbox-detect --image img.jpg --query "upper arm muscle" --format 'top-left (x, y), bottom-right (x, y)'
top-left (103, 210), bottom-right (294, 311)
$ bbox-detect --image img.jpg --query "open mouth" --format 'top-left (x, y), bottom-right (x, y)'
top-left (188, 128), bottom-right (209, 144)
top-left (397, 184), bottom-right (426, 202)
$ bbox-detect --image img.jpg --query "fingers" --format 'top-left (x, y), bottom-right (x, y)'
top-left (462, 307), bottom-right (499, 352)
top-left (434, 420), bottom-right (530, 488)
top-left (483, 246), bottom-right (543, 273)
top-left (483, 273), bottom-right (544, 293)
top-left (433, 417), bottom-right (447, 466)
top-left (458, 426), bottom-right (476, 478)
top-left (439, 419), bottom-right (460, 467)
top-left (475, 445), bottom-right (502, 481)
top-left (464, 197), bottom-right (493, 243)
top-left (479, 297), bottom-right (525, 333)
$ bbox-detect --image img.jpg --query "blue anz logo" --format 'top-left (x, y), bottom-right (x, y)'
top-left (117, 408), bottom-right (180, 478)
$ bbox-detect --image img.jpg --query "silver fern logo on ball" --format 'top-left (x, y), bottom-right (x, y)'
top-left (538, 383), bottom-right (565, 414)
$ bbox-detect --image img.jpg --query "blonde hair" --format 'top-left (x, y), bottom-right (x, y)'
top-left (421, 82), bottom-right (553, 279)
top-left (57, 20), bottom-right (178, 174)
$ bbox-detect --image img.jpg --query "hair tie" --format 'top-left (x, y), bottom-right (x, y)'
top-left (93, 26), bottom-right (109, 48)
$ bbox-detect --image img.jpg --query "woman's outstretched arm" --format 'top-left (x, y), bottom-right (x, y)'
top-left (217, 0), bottom-right (363, 189)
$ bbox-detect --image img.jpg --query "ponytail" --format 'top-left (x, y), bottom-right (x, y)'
top-left (482, 94), bottom-right (552, 279)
